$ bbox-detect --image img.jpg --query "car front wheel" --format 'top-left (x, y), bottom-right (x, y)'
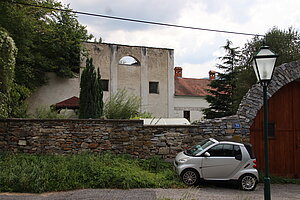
top-left (239, 174), bottom-right (257, 191)
top-left (181, 169), bottom-right (200, 186)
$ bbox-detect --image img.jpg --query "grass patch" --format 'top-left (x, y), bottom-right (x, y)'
top-left (259, 173), bottom-right (300, 184)
top-left (0, 153), bottom-right (183, 193)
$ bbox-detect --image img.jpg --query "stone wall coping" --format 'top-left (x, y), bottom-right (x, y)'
top-left (0, 118), bottom-right (143, 124)
top-left (143, 125), bottom-right (195, 128)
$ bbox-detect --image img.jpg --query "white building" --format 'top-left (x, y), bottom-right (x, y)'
top-left (174, 67), bottom-right (214, 122)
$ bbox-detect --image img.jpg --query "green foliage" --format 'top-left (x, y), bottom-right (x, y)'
top-left (204, 40), bottom-right (241, 119)
top-left (0, 28), bottom-right (17, 94)
top-left (0, 0), bottom-right (92, 90)
top-left (0, 28), bottom-right (17, 118)
top-left (0, 92), bottom-right (9, 118)
top-left (34, 106), bottom-right (66, 119)
top-left (131, 112), bottom-right (153, 119)
top-left (79, 58), bottom-right (103, 119)
top-left (204, 27), bottom-right (300, 119)
top-left (235, 27), bottom-right (300, 107)
top-left (6, 83), bottom-right (30, 118)
top-left (0, 153), bottom-right (183, 193)
top-left (104, 89), bottom-right (141, 119)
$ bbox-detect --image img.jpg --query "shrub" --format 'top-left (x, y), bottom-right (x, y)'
top-left (104, 89), bottom-right (141, 119)
top-left (0, 153), bottom-right (183, 193)
top-left (34, 106), bottom-right (66, 119)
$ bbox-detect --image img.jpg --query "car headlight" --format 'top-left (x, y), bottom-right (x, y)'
top-left (178, 158), bottom-right (189, 163)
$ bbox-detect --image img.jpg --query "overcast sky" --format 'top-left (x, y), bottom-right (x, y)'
top-left (60, 0), bottom-right (300, 78)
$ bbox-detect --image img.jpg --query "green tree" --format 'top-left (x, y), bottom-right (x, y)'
top-left (0, 0), bottom-right (92, 90)
top-left (79, 58), bottom-right (103, 119)
top-left (104, 89), bottom-right (141, 119)
top-left (204, 40), bottom-right (241, 119)
top-left (235, 27), bottom-right (300, 106)
top-left (0, 0), bottom-right (92, 118)
top-left (0, 28), bottom-right (17, 118)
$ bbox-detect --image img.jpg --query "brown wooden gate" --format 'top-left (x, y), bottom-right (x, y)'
top-left (250, 81), bottom-right (300, 178)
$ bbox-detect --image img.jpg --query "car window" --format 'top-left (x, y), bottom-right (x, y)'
top-left (207, 144), bottom-right (224, 156)
top-left (233, 145), bottom-right (242, 157)
top-left (223, 144), bottom-right (233, 156)
top-left (207, 144), bottom-right (237, 157)
top-left (185, 139), bottom-right (215, 156)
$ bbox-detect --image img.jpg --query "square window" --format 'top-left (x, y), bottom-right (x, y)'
top-left (101, 79), bottom-right (109, 91)
top-left (149, 82), bottom-right (159, 94)
top-left (183, 111), bottom-right (190, 122)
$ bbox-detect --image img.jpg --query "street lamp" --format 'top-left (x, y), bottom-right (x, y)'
top-left (252, 45), bottom-right (278, 200)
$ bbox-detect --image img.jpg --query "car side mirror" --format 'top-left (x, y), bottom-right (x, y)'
top-left (203, 152), bottom-right (210, 157)
top-left (235, 154), bottom-right (242, 161)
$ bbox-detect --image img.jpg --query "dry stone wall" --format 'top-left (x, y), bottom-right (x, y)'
top-left (0, 118), bottom-right (249, 159)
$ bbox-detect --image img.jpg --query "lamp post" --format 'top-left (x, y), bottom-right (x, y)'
top-left (252, 45), bottom-right (278, 200)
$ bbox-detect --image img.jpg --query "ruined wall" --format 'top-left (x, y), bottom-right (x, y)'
top-left (82, 42), bottom-right (174, 118)
top-left (0, 118), bottom-right (248, 158)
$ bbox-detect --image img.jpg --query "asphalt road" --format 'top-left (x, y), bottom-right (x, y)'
top-left (0, 184), bottom-right (299, 200)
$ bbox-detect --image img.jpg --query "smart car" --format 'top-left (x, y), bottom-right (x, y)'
top-left (174, 138), bottom-right (258, 191)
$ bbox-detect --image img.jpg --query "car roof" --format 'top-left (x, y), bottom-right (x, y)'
top-left (218, 141), bottom-right (243, 146)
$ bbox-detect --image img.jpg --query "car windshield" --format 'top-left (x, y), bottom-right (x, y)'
top-left (185, 139), bottom-right (215, 156)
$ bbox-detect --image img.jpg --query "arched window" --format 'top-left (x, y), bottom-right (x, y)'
top-left (119, 56), bottom-right (140, 66)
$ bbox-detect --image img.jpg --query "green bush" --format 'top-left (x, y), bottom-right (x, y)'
top-left (34, 106), bottom-right (66, 119)
top-left (104, 89), bottom-right (141, 119)
top-left (0, 153), bottom-right (183, 193)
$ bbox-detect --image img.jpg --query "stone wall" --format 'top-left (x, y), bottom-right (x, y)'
top-left (0, 118), bottom-right (249, 158)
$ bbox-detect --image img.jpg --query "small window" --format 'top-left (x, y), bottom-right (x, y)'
top-left (149, 82), bottom-right (159, 94)
top-left (207, 144), bottom-right (224, 157)
top-left (223, 144), bottom-right (234, 157)
top-left (233, 145), bottom-right (242, 157)
top-left (268, 122), bottom-right (275, 137)
top-left (119, 56), bottom-right (140, 65)
top-left (183, 111), bottom-right (190, 122)
top-left (101, 79), bottom-right (109, 91)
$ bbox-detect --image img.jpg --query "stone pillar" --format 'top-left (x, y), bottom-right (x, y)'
top-left (110, 44), bottom-right (118, 94)
top-left (167, 49), bottom-right (175, 117)
top-left (140, 47), bottom-right (148, 113)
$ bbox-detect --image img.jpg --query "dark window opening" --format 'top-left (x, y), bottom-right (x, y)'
top-left (183, 111), bottom-right (190, 122)
top-left (149, 82), bottom-right (159, 94)
top-left (101, 79), bottom-right (109, 91)
top-left (268, 122), bottom-right (275, 137)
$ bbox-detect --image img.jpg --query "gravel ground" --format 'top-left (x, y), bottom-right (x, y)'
top-left (0, 184), bottom-right (299, 200)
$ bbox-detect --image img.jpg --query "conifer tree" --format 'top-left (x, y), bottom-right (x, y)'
top-left (204, 40), bottom-right (241, 119)
top-left (79, 58), bottom-right (103, 119)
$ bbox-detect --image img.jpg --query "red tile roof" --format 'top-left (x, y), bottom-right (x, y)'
top-left (175, 77), bottom-right (211, 97)
top-left (55, 96), bottom-right (79, 109)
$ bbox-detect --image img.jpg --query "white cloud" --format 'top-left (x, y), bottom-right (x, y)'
top-left (61, 0), bottom-right (300, 78)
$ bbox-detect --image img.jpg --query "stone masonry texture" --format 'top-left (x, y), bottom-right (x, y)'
top-left (1, 60), bottom-right (299, 158)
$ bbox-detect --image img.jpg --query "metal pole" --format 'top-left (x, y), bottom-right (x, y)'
top-left (263, 84), bottom-right (271, 200)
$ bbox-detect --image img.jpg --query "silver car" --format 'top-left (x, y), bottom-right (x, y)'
top-left (174, 138), bottom-right (259, 191)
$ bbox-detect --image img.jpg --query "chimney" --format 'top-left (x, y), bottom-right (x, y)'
top-left (174, 67), bottom-right (182, 78)
top-left (209, 70), bottom-right (216, 80)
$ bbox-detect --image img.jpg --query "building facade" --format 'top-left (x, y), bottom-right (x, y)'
top-left (174, 67), bottom-right (214, 122)
top-left (82, 42), bottom-right (175, 118)
top-left (26, 42), bottom-right (175, 118)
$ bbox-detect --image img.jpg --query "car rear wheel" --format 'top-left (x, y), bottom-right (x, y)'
top-left (239, 174), bottom-right (257, 191)
top-left (181, 169), bottom-right (200, 186)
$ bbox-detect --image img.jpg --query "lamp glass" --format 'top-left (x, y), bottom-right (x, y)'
top-left (254, 46), bottom-right (277, 82)
top-left (252, 60), bottom-right (260, 81)
top-left (256, 57), bottom-right (277, 81)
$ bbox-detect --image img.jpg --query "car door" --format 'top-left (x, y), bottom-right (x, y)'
top-left (201, 144), bottom-right (242, 180)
